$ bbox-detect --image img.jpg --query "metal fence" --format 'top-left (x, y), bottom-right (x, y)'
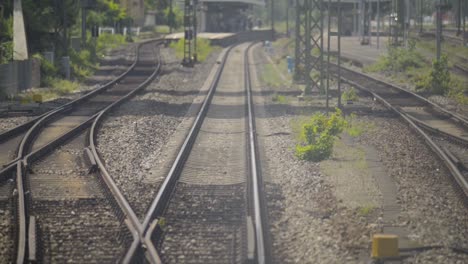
top-left (0, 59), bottom-right (40, 96)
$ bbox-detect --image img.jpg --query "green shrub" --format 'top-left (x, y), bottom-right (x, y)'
top-left (164, 6), bottom-right (184, 29)
top-left (447, 77), bottom-right (468, 105)
top-left (295, 108), bottom-right (347, 161)
top-left (365, 44), bottom-right (425, 73)
top-left (169, 38), bottom-right (218, 62)
top-left (96, 33), bottom-right (126, 56)
top-left (272, 94), bottom-right (287, 103)
top-left (341, 87), bottom-right (358, 102)
top-left (345, 113), bottom-right (375, 137)
top-left (416, 56), bottom-right (451, 95)
top-left (0, 41), bottom-right (13, 64)
top-left (49, 78), bottom-right (80, 95)
top-left (32, 54), bottom-right (59, 86)
top-left (69, 49), bottom-right (96, 80)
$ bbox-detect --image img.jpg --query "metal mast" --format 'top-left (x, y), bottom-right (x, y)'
top-left (294, 0), bottom-right (324, 95)
top-left (183, 0), bottom-right (197, 66)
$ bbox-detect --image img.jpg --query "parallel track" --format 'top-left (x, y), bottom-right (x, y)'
top-left (133, 43), bottom-right (271, 263)
top-left (0, 39), bottom-right (162, 263)
top-left (327, 61), bottom-right (468, 199)
top-left (0, 47), bottom-right (136, 175)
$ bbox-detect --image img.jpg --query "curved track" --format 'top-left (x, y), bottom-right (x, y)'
top-left (0, 39), bottom-right (162, 263)
top-left (0, 47), bottom-right (136, 175)
top-left (328, 62), bottom-right (468, 199)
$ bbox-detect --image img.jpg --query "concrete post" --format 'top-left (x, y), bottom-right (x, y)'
top-left (13, 0), bottom-right (28, 60)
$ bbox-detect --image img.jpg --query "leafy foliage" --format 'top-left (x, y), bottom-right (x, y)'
top-left (295, 109), bottom-right (347, 161)
top-left (69, 49), bottom-right (95, 81)
top-left (415, 56), bottom-right (451, 95)
top-left (365, 43), bottom-right (425, 73)
top-left (341, 87), bottom-right (358, 102)
top-left (0, 41), bottom-right (13, 64)
top-left (447, 77), bottom-right (468, 105)
top-left (96, 33), bottom-right (127, 56)
top-left (345, 113), bottom-right (375, 137)
top-left (0, 12), bottom-right (13, 64)
top-left (32, 53), bottom-right (59, 86)
top-left (169, 38), bottom-right (218, 62)
top-left (272, 94), bottom-right (287, 103)
top-left (164, 5), bottom-right (184, 29)
top-left (87, 0), bottom-right (129, 27)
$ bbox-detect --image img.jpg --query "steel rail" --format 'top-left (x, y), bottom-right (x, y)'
top-left (338, 76), bottom-right (468, 198)
top-left (88, 42), bottom-right (163, 264)
top-left (0, 43), bottom-right (139, 176)
top-left (0, 48), bottom-right (136, 143)
top-left (12, 38), bottom-right (163, 264)
top-left (140, 45), bottom-right (235, 262)
top-left (322, 57), bottom-right (468, 128)
top-left (245, 42), bottom-right (271, 264)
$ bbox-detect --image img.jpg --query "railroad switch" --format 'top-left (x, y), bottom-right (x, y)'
top-left (371, 234), bottom-right (399, 259)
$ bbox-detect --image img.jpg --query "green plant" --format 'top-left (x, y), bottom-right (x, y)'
top-left (0, 41), bottom-right (13, 64)
top-left (358, 206), bottom-right (375, 216)
top-left (164, 5), bottom-right (183, 29)
top-left (364, 45), bottom-right (425, 73)
top-left (49, 78), bottom-right (80, 95)
top-left (345, 113), bottom-right (375, 137)
top-left (295, 108), bottom-right (347, 161)
top-left (447, 77), bottom-right (468, 105)
top-left (96, 33), bottom-right (126, 56)
top-left (169, 37), bottom-right (218, 62)
top-left (69, 49), bottom-right (96, 80)
top-left (32, 53), bottom-right (59, 86)
top-left (341, 87), bottom-right (358, 102)
top-left (272, 94), bottom-right (287, 103)
top-left (416, 56), bottom-right (451, 95)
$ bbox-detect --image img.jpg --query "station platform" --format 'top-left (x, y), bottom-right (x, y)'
top-left (164, 30), bottom-right (273, 47)
top-left (325, 35), bottom-right (388, 66)
top-left (165, 32), bottom-right (235, 41)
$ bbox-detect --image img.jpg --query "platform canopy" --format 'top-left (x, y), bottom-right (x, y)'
top-left (199, 0), bottom-right (265, 6)
top-left (325, 0), bottom-right (391, 2)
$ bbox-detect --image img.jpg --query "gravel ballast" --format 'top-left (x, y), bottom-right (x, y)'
top-left (97, 46), bottom-right (222, 220)
top-left (252, 44), bottom-right (468, 263)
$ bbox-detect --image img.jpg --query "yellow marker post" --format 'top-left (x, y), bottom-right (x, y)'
top-left (372, 234), bottom-right (399, 259)
top-left (32, 94), bottom-right (43, 103)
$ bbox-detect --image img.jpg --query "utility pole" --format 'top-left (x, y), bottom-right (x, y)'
top-left (377, 0), bottom-right (380, 49)
top-left (182, 0), bottom-right (197, 66)
top-left (294, 0), bottom-right (324, 95)
top-left (403, 0), bottom-right (408, 49)
top-left (169, 0), bottom-right (174, 34)
top-left (326, 0), bottom-right (331, 110)
top-left (271, 0), bottom-right (275, 40)
top-left (436, 0), bottom-right (442, 61)
top-left (464, 0), bottom-right (467, 46)
top-left (419, 0), bottom-right (423, 33)
top-left (286, 0), bottom-right (290, 37)
top-left (368, 1), bottom-right (371, 45)
top-left (193, 0), bottom-right (198, 62)
top-left (337, 0), bottom-right (342, 108)
top-left (81, 1), bottom-right (86, 47)
top-left (457, 0), bottom-right (462, 36)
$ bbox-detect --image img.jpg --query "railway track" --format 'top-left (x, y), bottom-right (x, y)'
top-left (116, 42), bottom-right (270, 263)
top-left (0, 45), bottom-right (137, 176)
top-left (327, 61), bottom-right (468, 199)
top-left (0, 39), bottom-right (162, 263)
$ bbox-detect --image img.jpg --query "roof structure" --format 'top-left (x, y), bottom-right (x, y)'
top-left (199, 0), bottom-right (265, 6)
